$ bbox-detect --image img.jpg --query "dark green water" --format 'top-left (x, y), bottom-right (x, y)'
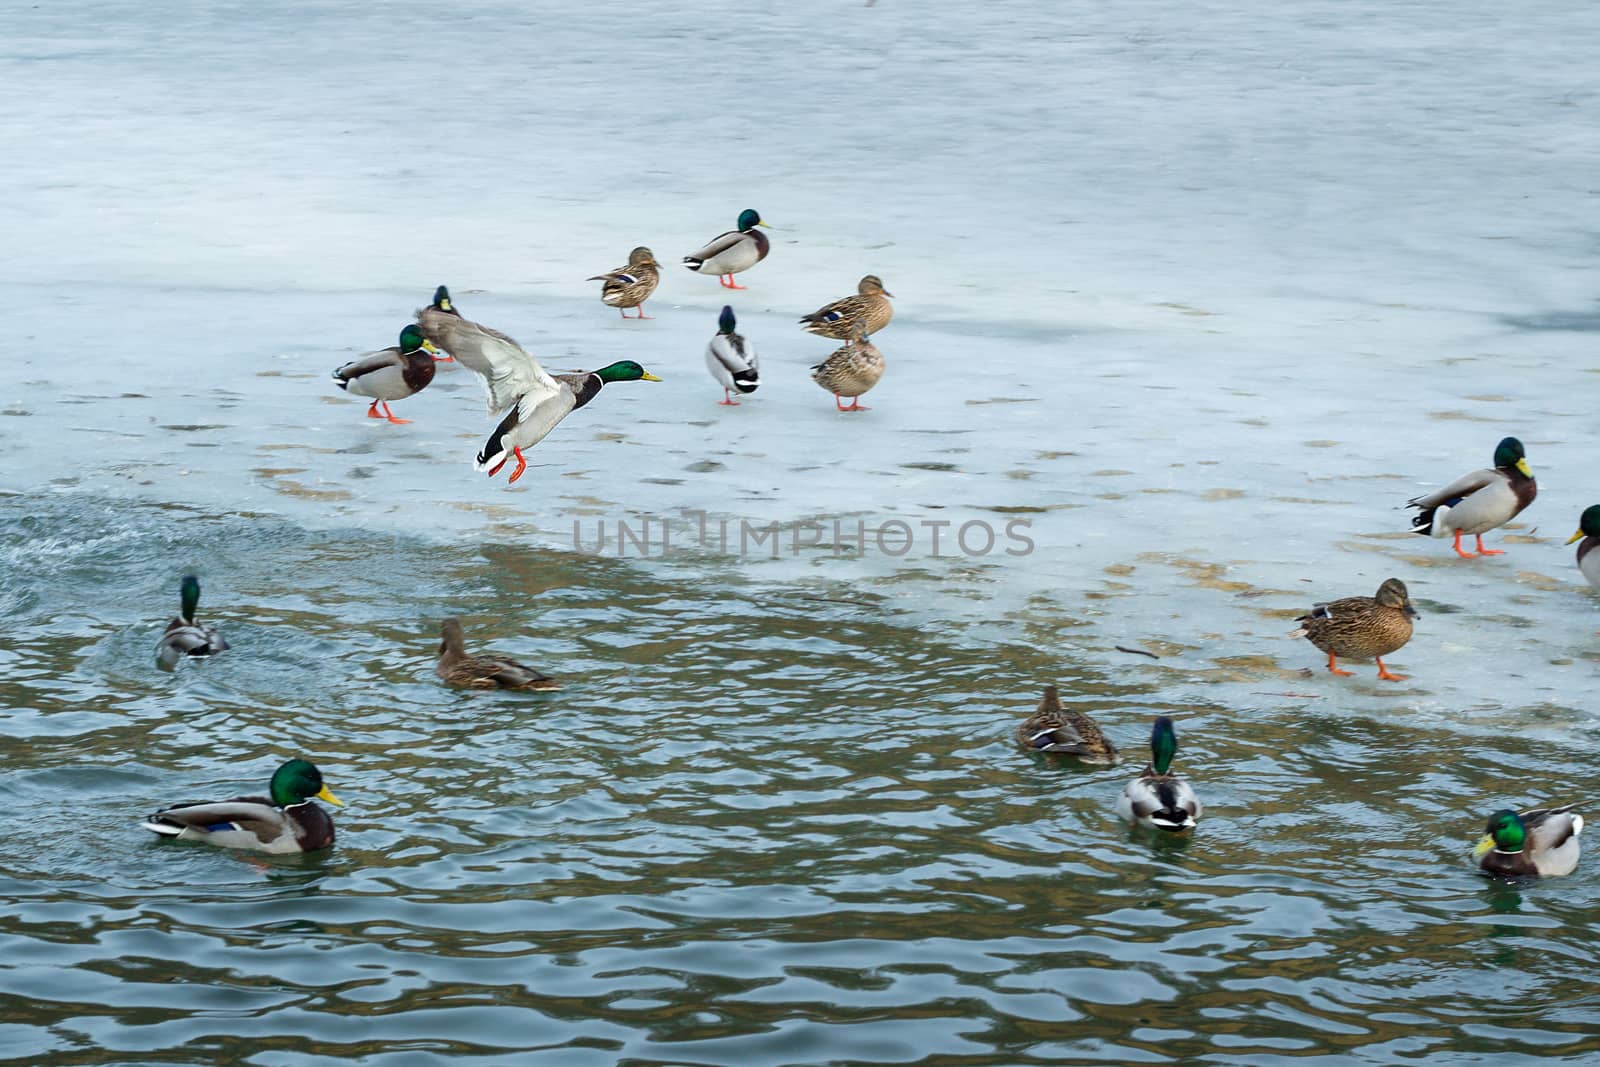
top-left (3, 494), bottom-right (1597, 1064)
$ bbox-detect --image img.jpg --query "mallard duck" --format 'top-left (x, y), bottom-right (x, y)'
top-left (331, 324), bottom-right (441, 423)
top-left (436, 617), bottom-right (559, 690)
top-left (1115, 716), bottom-right (1201, 832)
top-left (811, 330), bottom-right (884, 412)
top-left (142, 758), bottom-right (342, 854)
top-left (1475, 805), bottom-right (1583, 879)
top-left (155, 575), bottom-right (229, 669)
top-left (705, 305), bottom-right (758, 405)
top-left (1290, 577), bottom-right (1418, 681)
top-left (587, 247), bottom-right (660, 318)
top-left (1407, 436), bottom-right (1536, 557)
top-left (798, 275), bottom-right (894, 340)
top-left (1015, 685), bottom-right (1119, 764)
top-left (418, 287), bottom-right (457, 358)
top-left (416, 300), bottom-right (661, 483)
top-left (683, 208), bottom-right (771, 289)
top-left (1566, 505), bottom-right (1600, 589)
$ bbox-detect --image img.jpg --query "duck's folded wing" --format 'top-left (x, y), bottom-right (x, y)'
top-left (708, 335), bottom-right (754, 376)
top-left (1407, 468), bottom-right (1498, 509)
top-left (419, 311), bottom-right (560, 416)
top-left (334, 347), bottom-right (399, 381)
top-left (686, 229), bottom-right (743, 262)
top-left (146, 799), bottom-right (287, 844)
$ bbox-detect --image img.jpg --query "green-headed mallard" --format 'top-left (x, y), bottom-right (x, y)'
top-left (1566, 505), bottom-right (1600, 589)
top-left (799, 275), bottom-right (894, 340)
top-left (1290, 577), bottom-right (1418, 681)
top-left (331, 324), bottom-right (441, 424)
top-left (587, 247), bottom-right (660, 319)
top-left (156, 575), bottom-right (229, 669)
top-left (1475, 804), bottom-right (1583, 879)
top-left (1015, 684), bottom-right (1119, 764)
top-left (683, 208), bottom-right (771, 289)
top-left (142, 758), bottom-right (342, 854)
top-left (810, 330), bottom-right (884, 412)
top-left (1407, 436), bottom-right (1536, 557)
top-left (1115, 716), bottom-right (1201, 832)
top-left (416, 295), bottom-right (661, 483)
top-left (705, 305), bottom-right (759, 406)
top-left (436, 617), bottom-right (559, 690)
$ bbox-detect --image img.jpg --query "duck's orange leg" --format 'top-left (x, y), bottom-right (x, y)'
top-left (365, 400), bottom-right (383, 419)
top-left (506, 448), bottom-right (528, 484)
top-left (1326, 651), bottom-right (1354, 677)
top-left (634, 302), bottom-right (652, 320)
top-left (1451, 530), bottom-right (1475, 559)
top-left (1474, 535), bottom-right (1504, 556)
top-left (1375, 657), bottom-right (1407, 681)
top-left (432, 353), bottom-right (454, 362)
top-left (722, 274), bottom-right (747, 290)
top-left (381, 402), bottom-right (411, 425)
top-left (718, 388), bottom-right (740, 406)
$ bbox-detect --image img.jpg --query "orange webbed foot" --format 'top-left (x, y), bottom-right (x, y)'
top-left (506, 447), bottom-right (528, 484)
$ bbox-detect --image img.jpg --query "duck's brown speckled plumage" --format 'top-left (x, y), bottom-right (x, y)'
top-left (1291, 577), bottom-right (1417, 680)
top-left (799, 275), bottom-right (894, 340)
top-left (1015, 685), bottom-right (1119, 764)
top-left (810, 335), bottom-right (884, 401)
top-left (588, 247), bottom-right (660, 311)
top-left (436, 617), bottom-right (559, 690)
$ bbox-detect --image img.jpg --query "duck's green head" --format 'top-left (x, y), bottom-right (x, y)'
top-left (596, 360), bottom-right (662, 384)
top-left (1149, 716), bottom-right (1178, 775)
top-left (1493, 436), bottom-right (1530, 477)
top-left (1475, 809), bottom-right (1524, 856)
top-left (718, 305), bottom-right (737, 334)
top-left (398, 324), bottom-right (438, 356)
top-left (1375, 577), bottom-right (1418, 618)
top-left (738, 208), bottom-right (770, 231)
top-left (431, 285), bottom-right (454, 313)
top-left (270, 758), bottom-right (343, 809)
top-left (1566, 505), bottom-right (1600, 546)
top-left (179, 575), bottom-right (201, 621)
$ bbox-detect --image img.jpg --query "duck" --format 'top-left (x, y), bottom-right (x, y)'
top-left (416, 298), bottom-right (661, 484)
top-left (588, 247), bottom-right (660, 319)
top-left (1565, 505), bottom-right (1600, 589)
top-left (1115, 716), bottom-right (1201, 832)
top-left (155, 575), bottom-right (230, 669)
top-left (1290, 577), bottom-right (1418, 681)
top-left (798, 275), bottom-right (894, 340)
top-left (705, 305), bottom-right (759, 405)
top-left (436, 617), bottom-right (559, 690)
top-left (1475, 804), bottom-right (1583, 879)
top-left (142, 758), bottom-right (342, 854)
top-left (1015, 685), bottom-right (1119, 764)
top-left (810, 329), bottom-right (884, 412)
top-left (683, 208), bottom-right (771, 289)
top-left (331, 324), bottom-right (441, 424)
top-left (1406, 436), bottom-right (1536, 557)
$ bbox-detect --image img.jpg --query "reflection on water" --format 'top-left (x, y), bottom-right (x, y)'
top-left (1, 494), bottom-right (1596, 1063)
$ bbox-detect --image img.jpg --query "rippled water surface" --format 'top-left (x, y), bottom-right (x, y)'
top-left (7, 0), bottom-right (1600, 1062)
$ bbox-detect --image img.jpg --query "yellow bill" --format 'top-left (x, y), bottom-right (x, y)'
top-left (423, 340), bottom-right (440, 354)
top-left (1472, 834), bottom-right (1495, 858)
top-left (641, 372), bottom-right (663, 382)
top-left (756, 220), bottom-right (773, 228)
top-left (316, 784), bottom-right (345, 807)
top-left (1567, 529), bottom-right (1586, 545)
top-left (1516, 458), bottom-right (1532, 477)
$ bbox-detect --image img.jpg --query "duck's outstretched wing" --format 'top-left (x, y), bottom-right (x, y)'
top-left (417, 308), bottom-right (560, 416)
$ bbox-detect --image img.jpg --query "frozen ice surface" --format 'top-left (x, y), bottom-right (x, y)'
top-left (4, 0), bottom-right (1599, 730)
